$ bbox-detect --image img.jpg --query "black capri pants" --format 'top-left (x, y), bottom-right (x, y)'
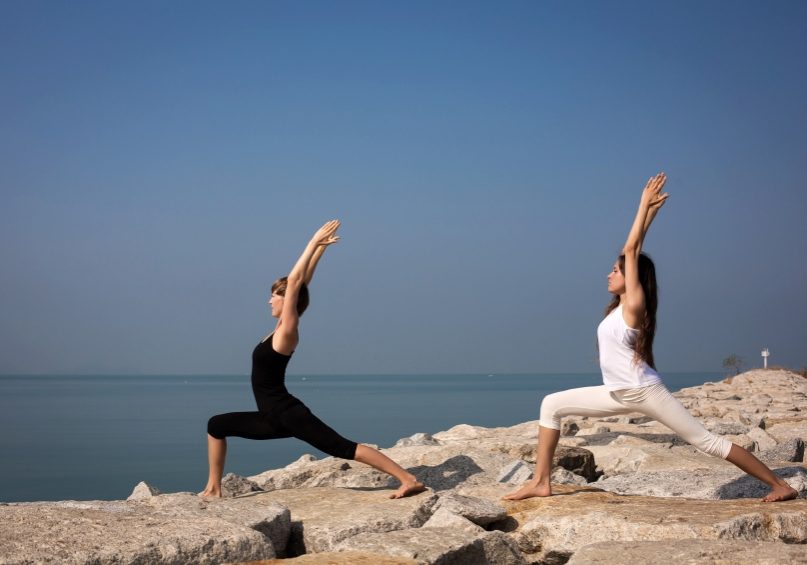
top-left (207, 402), bottom-right (358, 460)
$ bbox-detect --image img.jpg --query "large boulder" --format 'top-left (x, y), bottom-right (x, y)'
top-left (462, 483), bottom-right (807, 564)
top-left (335, 527), bottom-right (526, 565)
top-left (0, 495), bottom-right (290, 564)
top-left (594, 466), bottom-right (807, 500)
top-left (433, 493), bottom-right (507, 526)
top-left (250, 487), bottom-right (437, 555)
top-left (567, 539), bottom-right (807, 565)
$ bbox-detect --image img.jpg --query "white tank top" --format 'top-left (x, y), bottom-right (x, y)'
top-left (597, 304), bottom-right (661, 391)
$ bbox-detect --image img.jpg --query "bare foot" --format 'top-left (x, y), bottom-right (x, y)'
top-left (762, 484), bottom-right (798, 502)
top-left (389, 480), bottom-right (427, 499)
top-left (198, 485), bottom-right (222, 498)
top-left (502, 481), bottom-right (552, 501)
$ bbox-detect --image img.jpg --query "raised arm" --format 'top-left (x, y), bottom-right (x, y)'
top-left (304, 238), bottom-right (337, 285)
top-left (274, 220), bottom-right (341, 354)
top-left (621, 173), bottom-right (667, 328)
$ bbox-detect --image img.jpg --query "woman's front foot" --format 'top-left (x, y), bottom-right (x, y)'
top-left (503, 479), bottom-right (552, 500)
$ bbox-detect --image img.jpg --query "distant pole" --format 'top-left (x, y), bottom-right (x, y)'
top-left (761, 348), bottom-right (770, 369)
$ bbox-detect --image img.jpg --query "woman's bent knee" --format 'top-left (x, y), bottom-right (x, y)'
top-left (698, 434), bottom-right (733, 459)
top-left (207, 415), bottom-right (227, 440)
top-left (539, 393), bottom-right (563, 430)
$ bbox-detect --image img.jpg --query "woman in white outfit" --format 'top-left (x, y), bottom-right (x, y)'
top-left (504, 173), bottom-right (798, 503)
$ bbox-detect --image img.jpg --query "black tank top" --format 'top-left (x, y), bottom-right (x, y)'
top-left (251, 334), bottom-right (302, 413)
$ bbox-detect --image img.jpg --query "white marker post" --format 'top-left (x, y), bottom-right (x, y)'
top-left (761, 348), bottom-right (770, 369)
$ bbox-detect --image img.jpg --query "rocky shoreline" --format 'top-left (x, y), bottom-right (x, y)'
top-left (1, 369), bottom-right (806, 564)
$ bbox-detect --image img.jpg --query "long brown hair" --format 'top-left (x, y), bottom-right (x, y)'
top-left (272, 277), bottom-right (310, 316)
top-left (605, 253), bottom-right (658, 369)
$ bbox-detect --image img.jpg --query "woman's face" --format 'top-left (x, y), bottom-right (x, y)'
top-left (268, 292), bottom-right (284, 318)
top-left (607, 261), bottom-right (625, 295)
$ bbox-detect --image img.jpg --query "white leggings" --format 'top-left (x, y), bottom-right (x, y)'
top-left (539, 383), bottom-right (733, 459)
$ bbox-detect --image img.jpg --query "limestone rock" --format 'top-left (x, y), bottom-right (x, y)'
top-left (250, 457), bottom-right (394, 492)
top-left (422, 506), bottom-right (484, 534)
top-left (223, 473), bottom-right (265, 497)
top-left (748, 426), bottom-right (779, 451)
top-left (551, 467), bottom-right (588, 486)
top-left (0, 495), bottom-right (290, 564)
top-left (704, 421), bottom-right (749, 435)
top-left (567, 539), bottom-right (807, 564)
top-left (595, 466), bottom-right (807, 500)
top-left (127, 480), bottom-right (161, 501)
top-left (136, 493), bottom-right (292, 556)
top-left (241, 552), bottom-right (418, 564)
top-left (251, 487), bottom-right (437, 554)
top-left (561, 420), bottom-right (579, 436)
top-left (553, 446), bottom-right (598, 481)
top-left (433, 493), bottom-right (507, 526)
top-left (757, 437), bottom-right (805, 463)
top-left (465, 483), bottom-right (807, 564)
top-left (335, 527), bottom-right (526, 565)
top-left (395, 432), bottom-right (441, 447)
top-left (497, 460), bottom-right (533, 485)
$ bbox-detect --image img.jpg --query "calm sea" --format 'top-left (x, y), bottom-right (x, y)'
top-left (0, 372), bottom-right (720, 502)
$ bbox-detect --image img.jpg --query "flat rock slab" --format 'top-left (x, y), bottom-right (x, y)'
top-left (567, 539), bottom-right (807, 565)
top-left (0, 496), bottom-right (290, 565)
top-left (460, 484), bottom-right (807, 563)
top-left (240, 551), bottom-right (418, 564)
top-left (335, 527), bottom-right (526, 565)
top-left (595, 466), bottom-right (807, 500)
top-left (251, 487), bottom-right (438, 555)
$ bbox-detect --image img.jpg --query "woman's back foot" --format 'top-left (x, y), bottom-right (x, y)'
top-left (502, 481), bottom-right (552, 501)
top-left (762, 484), bottom-right (799, 502)
top-left (389, 480), bottom-right (427, 499)
top-left (198, 486), bottom-right (222, 498)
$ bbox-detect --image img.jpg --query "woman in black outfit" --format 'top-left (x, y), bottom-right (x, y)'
top-left (201, 220), bottom-right (425, 499)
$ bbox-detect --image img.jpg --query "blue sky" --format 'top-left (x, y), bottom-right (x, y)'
top-left (1, 1), bottom-right (805, 375)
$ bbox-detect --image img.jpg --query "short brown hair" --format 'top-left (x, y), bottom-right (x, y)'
top-left (271, 277), bottom-right (310, 315)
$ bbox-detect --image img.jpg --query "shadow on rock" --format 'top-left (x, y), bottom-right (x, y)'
top-left (407, 455), bottom-right (484, 491)
top-left (715, 466), bottom-right (807, 499)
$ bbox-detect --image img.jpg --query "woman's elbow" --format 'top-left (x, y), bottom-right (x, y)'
top-left (622, 243), bottom-right (641, 256)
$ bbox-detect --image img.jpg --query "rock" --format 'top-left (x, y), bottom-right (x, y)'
top-left (497, 460), bottom-right (533, 485)
top-left (561, 421), bottom-right (579, 436)
top-left (335, 527), bottom-right (526, 565)
top-left (724, 433), bottom-right (755, 451)
top-left (250, 457), bottom-right (393, 492)
top-left (240, 552), bottom-right (418, 564)
top-left (567, 539), bottom-right (807, 565)
top-left (757, 437), bottom-right (805, 463)
top-left (465, 483), bottom-right (807, 564)
top-left (595, 466), bottom-right (807, 500)
top-left (422, 506), bottom-right (484, 534)
top-left (704, 421), bottom-right (749, 435)
top-left (551, 467), bottom-right (588, 485)
top-left (577, 425), bottom-right (611, 436)
top-left (250, 487), bottom-right (437, 554)
top-left (434, 493), bottom-right (507, 526)
top-left (136, 493), bottom-right (292, 556)
top-left (552, 446), bottom-right (598, 481)
top-left (478, 531), bottom-right (529, 565)
top-left (0, 494), bottom-right (290, 564)
top-left (395, 432), bottom-right (441, 447)
top-left (748, 427), bottom-right (779, 451)
top-left (432, 424), bottom-right (486, 441)
top-left (222, 473), bottom-right (265, 497)
top-left (127, 480), bottom-right (161, 501)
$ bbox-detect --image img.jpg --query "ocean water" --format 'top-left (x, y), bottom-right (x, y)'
top-left (0, 372), bottom-right (721, 502)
